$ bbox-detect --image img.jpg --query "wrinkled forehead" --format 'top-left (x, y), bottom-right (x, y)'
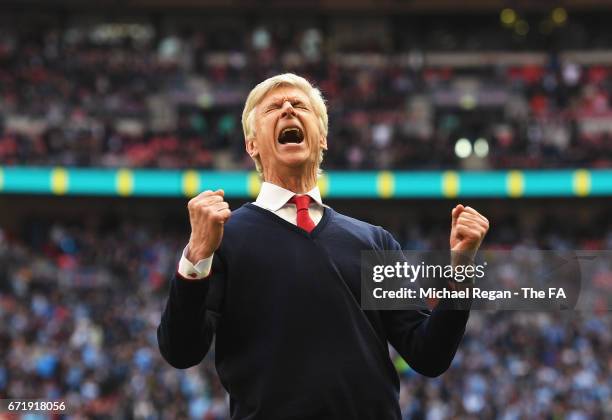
top-left (258, 85), bottom-right (312, 108)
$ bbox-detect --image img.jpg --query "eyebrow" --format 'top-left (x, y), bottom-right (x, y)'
top-left (264, 97), bottom-right (308, 108)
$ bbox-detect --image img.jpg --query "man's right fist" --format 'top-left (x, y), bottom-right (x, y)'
top-left (186, 189), bottom-right (231, 264)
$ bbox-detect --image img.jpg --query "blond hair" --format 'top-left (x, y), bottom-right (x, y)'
top-left (241, 73), bottom-right (328, 175)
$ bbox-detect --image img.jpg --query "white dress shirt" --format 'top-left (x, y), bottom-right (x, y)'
top-left (178, 182), bottom-right (325, 279)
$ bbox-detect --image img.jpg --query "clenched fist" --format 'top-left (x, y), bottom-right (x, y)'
top-left (186, 189), bottom-right (231, 264)
top-left (450, 204), bottom-right (489, 265)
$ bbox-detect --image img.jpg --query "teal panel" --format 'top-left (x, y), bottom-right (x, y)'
top-left (459, 171), bottom-right (508, 197)
top-left (326, 171), bottom-right (379, 197)
top-left (394, 172), bottom-right (443, 197)
top-left (2, 167), bottom-right (51, 194)
top-left (132, 170), bottom-right (183, 197)
top-left (523, 170), bottom-right (575, 196)
top-left (199, 171), bottom-right (248, 196)
top-left (68, 168), bottom-right (121, 195)
top-left (590, 169), bottom-right (612, 196)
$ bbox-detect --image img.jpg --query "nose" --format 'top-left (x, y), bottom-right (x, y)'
top-left (281, 101), bottom-right (296, 117)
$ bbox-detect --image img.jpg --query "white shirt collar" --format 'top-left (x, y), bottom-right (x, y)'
top-left (255, 182), bottom-right (323, 212)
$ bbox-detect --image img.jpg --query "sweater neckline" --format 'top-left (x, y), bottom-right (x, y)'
top-left (243, 202), bottom-right (332, 238)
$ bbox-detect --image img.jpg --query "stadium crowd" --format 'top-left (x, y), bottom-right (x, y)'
top-left (1, 9), bottom-right (611, 419)
top-left (0, 212), bottom-right (610, 419)
top-left (1, 16), bottom-right (611, 171)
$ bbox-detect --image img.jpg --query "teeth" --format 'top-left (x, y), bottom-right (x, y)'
top-left (278, 127), bottom-right (304, 144)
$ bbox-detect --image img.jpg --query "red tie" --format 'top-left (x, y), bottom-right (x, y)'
top-left (289, 195), bottom-right (316, 233)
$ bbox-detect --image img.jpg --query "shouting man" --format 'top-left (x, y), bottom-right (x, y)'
top-left (158, 73), bottom-right (489, 419)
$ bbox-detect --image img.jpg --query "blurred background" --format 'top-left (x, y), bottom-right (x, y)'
top-left (0, 0), bottom-right (611, 418)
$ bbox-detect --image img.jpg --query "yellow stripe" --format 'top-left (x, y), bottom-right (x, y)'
top-left (116, 169), bottom-right (134, 196)
top-left (182, 170), bottom-right (200, 197)
top-left (442, 171), bottom-right (459, 198)
top-left (317, 173), bottom-right (329, 198)
top-left (507, 170), bottom-right (524, 198)
top-left (0, 167), bottom-right (3, 191)
top-left (377, 171), bottom-right (394, 198)
top-left (573, 169), bottom-right (591, 197)
top-left (50, 167), bottom-right (68, 195)
top-left (247, 171), bottom-right (261, 198)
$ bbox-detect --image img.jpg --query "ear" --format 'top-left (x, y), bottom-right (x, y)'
top-left (319, 135), bottom-right (328, 151)
top-left (245, 137), bottom-right (259, 158)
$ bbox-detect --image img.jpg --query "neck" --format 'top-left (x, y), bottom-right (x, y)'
top-left (264, 167), bottom-right (317, 193)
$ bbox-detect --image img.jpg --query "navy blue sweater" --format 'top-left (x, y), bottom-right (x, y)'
top-left (157, 203), bottom-right (470, 420)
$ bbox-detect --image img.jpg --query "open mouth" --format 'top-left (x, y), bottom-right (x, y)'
top-left (278, 127), bottom-right (304, 144)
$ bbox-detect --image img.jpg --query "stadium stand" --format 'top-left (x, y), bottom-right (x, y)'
top-left (0, 197), bottom-right (610, 418)
top-left (1, 2), bottom-right (611, 419)
top-left (1, 12), bottom-right (611, 170)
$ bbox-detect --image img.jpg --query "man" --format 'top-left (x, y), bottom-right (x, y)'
top-left (157, 73), bottom-right (489, 419)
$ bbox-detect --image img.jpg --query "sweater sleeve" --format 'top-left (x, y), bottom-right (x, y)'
top-left (157, 253), bottom-right (225, 369)
top-left (378, 229), bottom-right (471, 377)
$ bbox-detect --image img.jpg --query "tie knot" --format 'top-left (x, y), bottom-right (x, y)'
top-left (289, 194), bottom-right (311, 211)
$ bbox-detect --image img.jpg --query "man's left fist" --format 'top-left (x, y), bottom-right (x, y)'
top-left (450, 204), bottom-right (489, 261)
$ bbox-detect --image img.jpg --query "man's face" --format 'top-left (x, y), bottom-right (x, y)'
top-left (247, 85), bottom-right (327, 177)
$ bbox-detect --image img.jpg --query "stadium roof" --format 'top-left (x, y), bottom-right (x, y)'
top-left (4, 0), bottom-right (612, 12)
